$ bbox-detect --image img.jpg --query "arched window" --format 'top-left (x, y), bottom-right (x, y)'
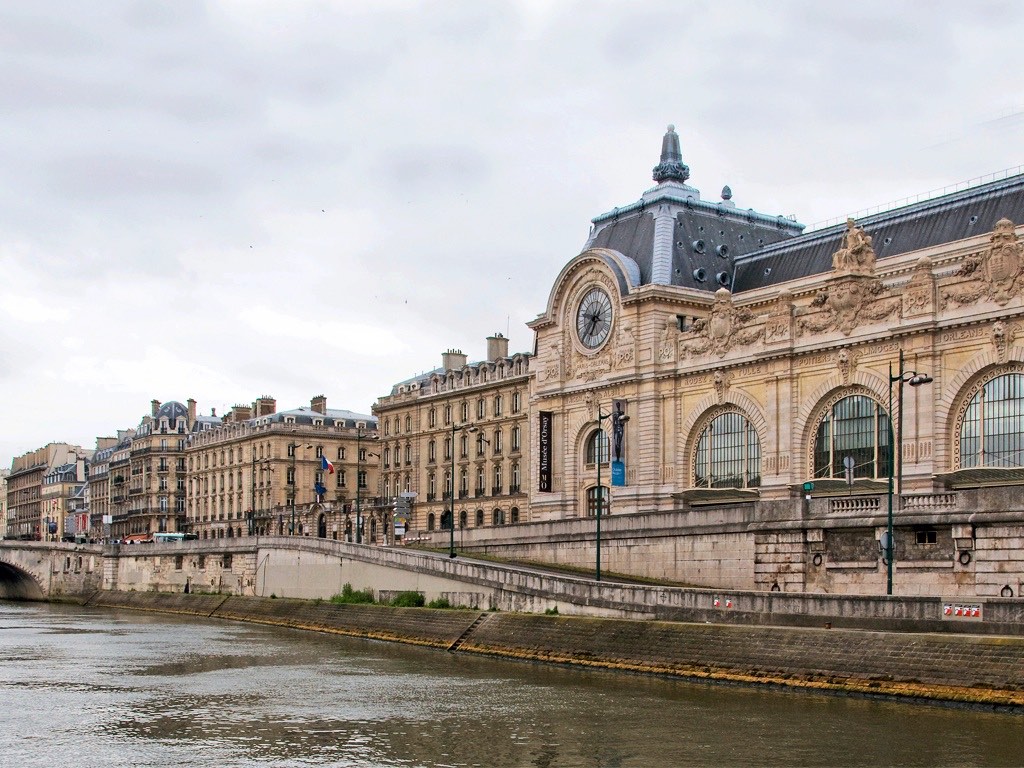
top-left (510, 506), bottom-right (519, 524)
top-left (694, 412), bottom-right (761, 488)
top-left (586, 430), bottom-right (609, 465)
top-left (813, 395), bottom-right (891, 479)
top-left (960, 373), bottom-right (1024, 468)
top-left (475, 509), bottom-right (484, 526)
top-left (492, 508), bottom-right (505, 526)
top-left (459, 510), bottom-right (467, 528)
top-left (427, 513), bottom-right (436, 531)
top-left (586, 486), bottom-right (608, 516)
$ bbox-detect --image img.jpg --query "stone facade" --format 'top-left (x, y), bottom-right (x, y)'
top-left (184, 395), bottom-right (380, 543)
top-left (373, 334), bottom-right (531, 538)
top-left (393, 127), bottom-right (1024, 598)
top-left (5, 443), bottom-right (89, 540)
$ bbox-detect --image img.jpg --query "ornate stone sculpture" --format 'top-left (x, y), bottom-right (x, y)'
top-left (992, 320), bottom-right (1018, 363)
top-left (832, 219), bottom-right (877, 276)
top-left (943, 218), bottom-right (1023, 308)
top-left (679, 288), bottom-right (763, 358)
top-left (658, 317), bottom-right (676, 362)
top-left (902, 256), bottom-right (935, 318)
top-left (797, 223), bottom-right (899, 337)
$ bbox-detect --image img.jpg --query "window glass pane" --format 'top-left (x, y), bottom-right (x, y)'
top-left (961, 374), bottom-right (1024, 468)
top-left (813, 395), bottom-right (891, 479)
top-left (694, 412), bottom-right (760, 488)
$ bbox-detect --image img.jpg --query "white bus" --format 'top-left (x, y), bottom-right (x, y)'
top-left (152, 532), bottom-right (198, 543)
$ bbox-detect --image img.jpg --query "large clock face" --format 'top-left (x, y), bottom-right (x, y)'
top-left (576, 287), bottom-right (613, 349)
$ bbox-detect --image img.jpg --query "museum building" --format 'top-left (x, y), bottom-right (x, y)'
top-left (381, 126), bottom-right (1024, 597)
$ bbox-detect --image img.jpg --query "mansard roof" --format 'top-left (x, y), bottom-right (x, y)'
top-left (584, 125), bottom-right (804, 292)
top-left (732, 171), bottom-right (1024, 292)
top-left (260, 406), bottom-right (376, 429)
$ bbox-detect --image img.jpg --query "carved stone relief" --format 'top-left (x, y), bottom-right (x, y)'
top-left (943, 218), bottom-right (1024, 308)
top-left (837, 348), bottom-right (859, 385)
top-left (615, 320), bottom-right (635, 367)
top-left (764, 289), bottom-right (794, 344)
top-left (658, 317), bottom-right (677, 363)
top-left (797, 220), bottom-right (902, 337)
top-left (679, 288), bottom-right (763, 358)
top-left (713, 371), bottom-right (730, 404)
top-left (991, 320), bottom-right (1018, 363)
top-left (902, 256), bottom-right (935, 318)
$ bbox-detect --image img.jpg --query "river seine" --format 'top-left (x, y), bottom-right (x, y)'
top-left (2, 601), bottom-right (1022, 767)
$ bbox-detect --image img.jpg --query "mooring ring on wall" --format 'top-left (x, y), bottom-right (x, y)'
top-left (812, 553), bottom-right (823, 567)
top-left (958, 550), bottom-right (972, 566)
top-left (881, 556), bottom-right (890, 566)
top-left (1001, 584), bottom-right (1015, 598)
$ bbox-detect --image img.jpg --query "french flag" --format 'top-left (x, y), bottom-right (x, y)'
top-left (321, 456), bottom-right (335, 474)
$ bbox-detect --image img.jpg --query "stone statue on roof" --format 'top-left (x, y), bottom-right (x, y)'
top-left (832, 218), bottom-right (876, 275)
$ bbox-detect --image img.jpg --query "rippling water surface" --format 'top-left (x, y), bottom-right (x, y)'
top-left (1, 601), bottom-right (1021, 767)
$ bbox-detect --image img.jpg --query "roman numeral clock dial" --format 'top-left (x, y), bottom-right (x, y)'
top-left (576, 287), bottom-right (613, 349)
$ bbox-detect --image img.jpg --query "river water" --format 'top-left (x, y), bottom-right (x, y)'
top-left (1, 602), bottom-right (1022, 768)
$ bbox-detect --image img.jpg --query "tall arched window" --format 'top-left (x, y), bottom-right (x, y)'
top-left (813, 395), bottom-right (892, 479)
top-left (586, 430), bottom-right (609, 465)
top-left (475, 508), bottom-right (484, 526)
top-left (694, 412), bottom-right (761, 489)
top-left (960, 373), bottom-right (1024, 468)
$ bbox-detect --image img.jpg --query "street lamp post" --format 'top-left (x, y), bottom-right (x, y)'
top-left (593, 406), bottom-right (629, 582)
top-left (448, 422), bottom-right (476, 558)
top-left (288, 442), bottom-right (312, 536)
top-left (885, 349), bottom-right (933, 595)
top-left (250, 450), bottom-right (257, 536)
top-left (355, 428), bottom-right (378, 544)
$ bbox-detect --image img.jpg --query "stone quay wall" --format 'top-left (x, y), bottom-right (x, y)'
top-left (429, 488), bottom-right (1024, 599)
top-left (81, 591), bottom-right (1024, 709)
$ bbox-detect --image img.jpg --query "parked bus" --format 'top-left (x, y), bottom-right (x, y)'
top-left (152, 532), bottom-right (198, 543)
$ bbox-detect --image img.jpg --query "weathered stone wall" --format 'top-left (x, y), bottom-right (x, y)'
top-left (77, 591), bottom-right (1024, 708)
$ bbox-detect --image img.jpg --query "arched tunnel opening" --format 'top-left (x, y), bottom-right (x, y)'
top-left (0, 561), bottom-right (46, 601)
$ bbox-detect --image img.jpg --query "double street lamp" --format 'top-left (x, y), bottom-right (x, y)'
top-left (355, 428), bottom-right (378, 544)
top-left (448, 422), bottom-right (476, 558)
top-left (594, 407), bottom-right (627, 582)
top-left (288, 441), bottom-right (312, 536)
top-left (249, 452), bottom-right (272, 536)
top-left (885, 349), bottom-right (933, 595)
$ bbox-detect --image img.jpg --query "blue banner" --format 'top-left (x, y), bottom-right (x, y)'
top-left (611, 460), bottom-right (625, 487)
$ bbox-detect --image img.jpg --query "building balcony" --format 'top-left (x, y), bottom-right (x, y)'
top-left (475, 488), bottom-right (485, 497)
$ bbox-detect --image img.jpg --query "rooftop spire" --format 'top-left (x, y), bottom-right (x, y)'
top-left (652, 124), bottom-right (690, 184)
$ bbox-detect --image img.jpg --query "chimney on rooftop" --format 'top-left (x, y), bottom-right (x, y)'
top-left (487, 332), bottom-right (509, 362)
top-left (441, 349), bottom-right (468, 371)
top-left (151, 399), bottom-right (161, 417)
top-left (254, 396), bottom-right (277, 417)
top-left (311, 395), bottom-right (327, 414)
top-left (187, 398), bottom-right (197, 426)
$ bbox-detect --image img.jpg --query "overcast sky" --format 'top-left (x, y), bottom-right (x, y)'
top-left (3, 0), bottom-right (1024, 468)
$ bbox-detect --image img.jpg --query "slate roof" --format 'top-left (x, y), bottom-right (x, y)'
top-left (260, 406), bottom-right (377, 429)
top-left (732, 172), bottom-right (1024, 292)
top-left (585, 126), bottom-right (804, 292)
